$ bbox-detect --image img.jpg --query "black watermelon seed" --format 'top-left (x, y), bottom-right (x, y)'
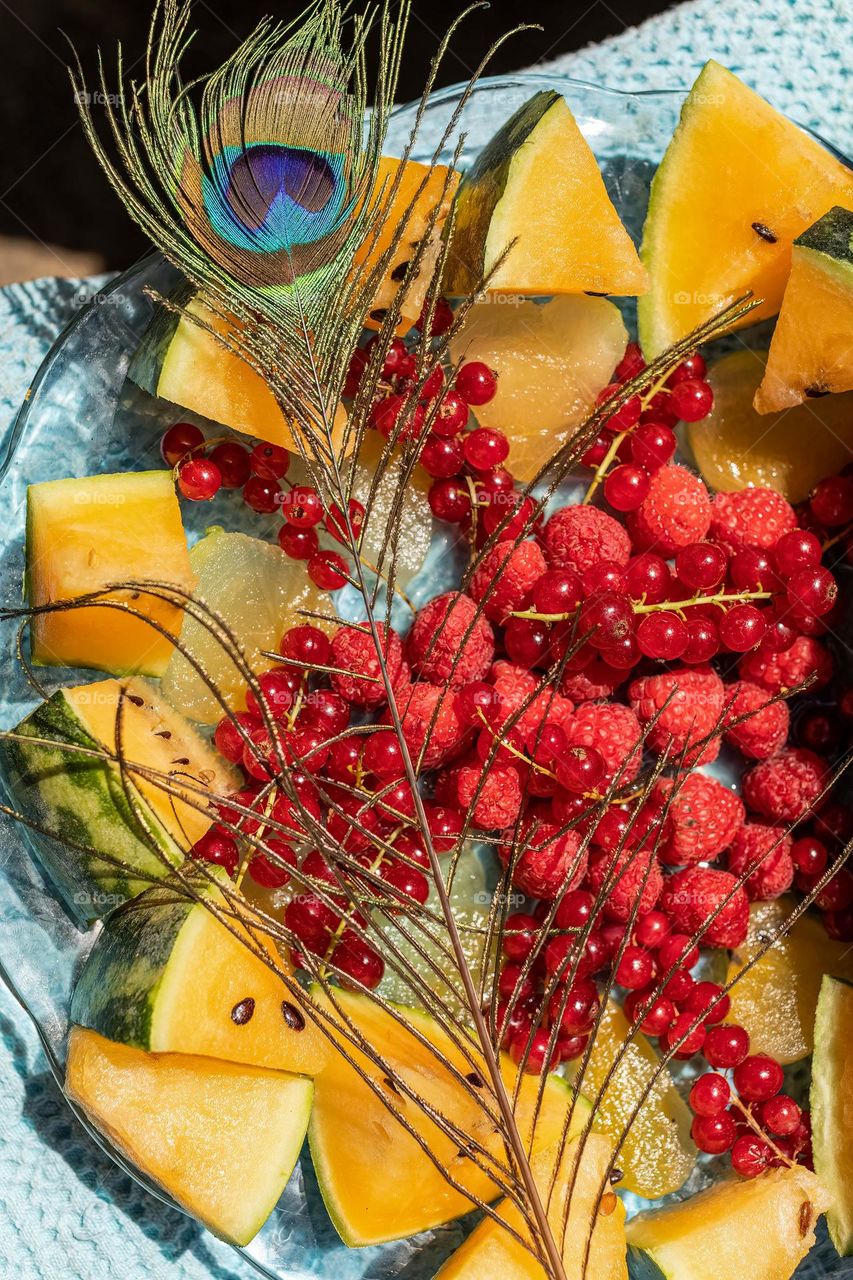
top-left (391, 260), bottom-right (411, 282)
top-left (609, 1168), bottom-right (624, 1185)
top-left (382, 1075), bottom-right (402, 1096)
top-left (465, 1072), bottom-right (484, 1088)
top-left (584, 290), bottom-right (608, 297)
top-left (230, 997), bottom-right (255, 1025)
top-left (370, 308), bottom-right (388, 322)
top-left (805, 385), bottom-right (829, 398)
top-left (751, 221), bottom-right (777, 243)
top-left (127, 695), bottom-right (145, 706)
top-left (281, 1001), bottom-right (305, 1031)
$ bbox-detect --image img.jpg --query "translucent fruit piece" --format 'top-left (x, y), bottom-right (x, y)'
top-left (449, 295), bottom-right (627, 483)
top-left (726, 897), bottom-right (853, 1064)
top-left (378, 841), bottom-right (497, 1018)
top-left (344, 433), bottom-right (432, 588)
top-left (161, 528), bottom-right (331, 723)
top-left (569, 999), bottom-right (695, 1199)
top-left (688, 349), bottom-right (853, 502)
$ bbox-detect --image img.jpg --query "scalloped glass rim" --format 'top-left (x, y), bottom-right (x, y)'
top-left (0, 71), bottom-right (848, 1280)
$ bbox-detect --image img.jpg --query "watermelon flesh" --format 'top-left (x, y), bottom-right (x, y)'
top-left (26, 470), bottom-right (194, 677)
top-left (66, 1027), bottom-right (313, 1246)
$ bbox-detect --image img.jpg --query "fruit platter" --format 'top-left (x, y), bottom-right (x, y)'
top-left (0, 3), bottom-right (852, 1277)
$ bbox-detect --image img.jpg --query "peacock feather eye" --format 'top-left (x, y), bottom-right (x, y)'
top-left (203, 144), bottom-right (345, 254)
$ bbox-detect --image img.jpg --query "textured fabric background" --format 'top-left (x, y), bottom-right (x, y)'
top-left (1, 2), bottom-right (852, 1276)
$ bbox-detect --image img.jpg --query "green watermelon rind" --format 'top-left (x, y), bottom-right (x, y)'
top-left (70, 875), bottom-right (223, 1047)
top-left (0, 690), bottom-right (183, 923)
top-left (126, 281), bottom-right (193, 400)
top-left (811, 973), bottom-right (853, 1256)
top-left (443, 91), bottom-right (560, 296)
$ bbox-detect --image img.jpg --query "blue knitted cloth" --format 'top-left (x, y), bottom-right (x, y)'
top-left (1, 3), bottom-right (853, 1277)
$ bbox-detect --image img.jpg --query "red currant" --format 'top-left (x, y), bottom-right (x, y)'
top-left (810, 474), bottom-right (853, 526)
top-left (774, 529), bottom-right (822, 575)
top-left (676, 542), bottom-right (727, 591)
top-left (214, 711), bottom-right (261, 763)
top-left (464, 427), bottom-right (509, 471)
top-left (689, 1072), bottom-right (731, 1116)
top-left (282, 485), bottom-right (324, 528)
top-left (668, 352), bottom-right (707, 385)
top-left (278, 526), bottom-right (319, 559)
top-left (760, 1094), bottom-right (801, 1137)
top-left (704, 1023), bottom-right (750, 1069)
top-left (433, 390), bottom-right (469, 438)
top-left (502, 913), bottom-right (540, 962)
top-left (719, 603), bottom-right (766, 651)
top-left (615, 945), bottom-right (656, 990)
top-left (209, 442), bottom-right (250, 488)
top-left (250, 443), bottom-right (290, 481)
top-left (731, 1134), bottom-right (771, 1178)
top-left (614, 342), bottom-right (646, 382)
top-left (178, 457), bottom-right (221, 501)
top-left (428, 477), bottom-right (471, 523)
top-left (630, 421), bottom-right (677, 472)
top-left (308, 550), bottom-right (349, 590)
top-left (280, 624), bottom-right (330, 668)
top-left (786, 566), bottom-right (837, 617)
top-left (161, 421), bottom-right (204, 466)
top-left (243, 475), bottom-right (279, 513)
top-left (455, 361), bottom-right (498, 406)
top-left (636, 611), bottom-right (688, 660)
top-left (417, 297), bottom-right (454, 337)
top-left (420, 434), bottom-right (464, 478)
top-left (733, 1053), bottom-right (784, 1102)
top-left (627, 553), bottom-right (672, 604)
top-left (691, 1111), bottom-right (736, 1154)
top-left (670, 378), bottom-right (713, 422)
top-left (191, 828), bottom-right (238, 876)
top-left (663, 1011), bottom-right (706, 1058)
top-left (330, 930), bottom-right (384, 989)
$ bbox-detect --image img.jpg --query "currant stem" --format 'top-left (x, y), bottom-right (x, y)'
top-left (510, 588), bottom-right (772, 625)
top-left (822, 518), bottom-right (853, 553)
top-left (729, 1094), bottom-right (794, 1168)
top-left (632, 589), bottom-right (772, 615)
top-left (581, 365), bottom-right (676, 505)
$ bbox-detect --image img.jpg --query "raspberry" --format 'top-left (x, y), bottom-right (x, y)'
top-left (723, 681), bottom-right (790, 760)
top-left (385, 681), bottom-right (468, 769)
top-left (490, 661), bottom-right (575, 736)
top-left (661, 866), bottom-right (749, 948)
top-left (564, 702), bottom-right (643, 785)
top-left (457, 761), bottom-right (523, 828)
top-left (628, 665), bottom-right (725, 767)
top-left (655, 773), bottom-right (745, 866)
top-left (408, 591), bottom-right (494, 685)
top-left (499, 815), bottom-right (587, 899)
top-left (738, 636), bottom-right (833, 694)
top-left (470, 540), bottom-right (546, 623)
top-left (727, 823), bottom-right (794, 901)
top-left (742, 748), bottom-right (829, 824)
top-left (542, 504), bottom-right (631, 575)
top-left (710, 487), bottom-right (797, 552)
top-left (628, 465), bottom-right (712, 555)
top-left (329, 622), bottom-right (405, 708)
top-left (559, 659), bottom-right (622, 703)
top-left (587, 845), bottom-right (663, 921)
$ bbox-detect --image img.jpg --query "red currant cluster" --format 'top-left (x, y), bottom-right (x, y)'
top-left (346, 323), bottom-right (508, 507)
top-left (582, 345), bottom-right (711, 511)
top-left (688, 1030), bottom-right (811, 1178)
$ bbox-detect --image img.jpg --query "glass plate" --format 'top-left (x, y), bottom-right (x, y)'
top-left (0, 73), bottom-right (849, 1280)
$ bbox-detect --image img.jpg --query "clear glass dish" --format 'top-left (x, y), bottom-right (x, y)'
top-left (0, 73), bottom-right (847, 1279)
